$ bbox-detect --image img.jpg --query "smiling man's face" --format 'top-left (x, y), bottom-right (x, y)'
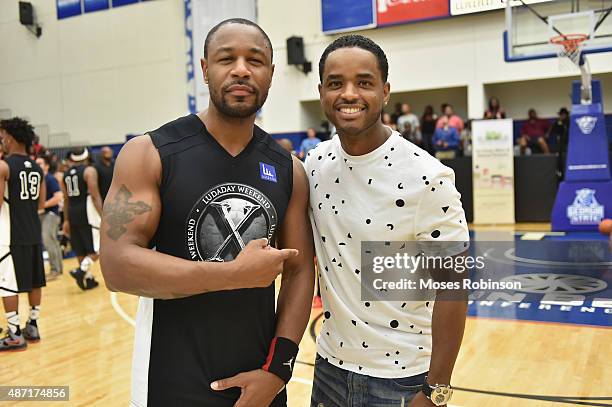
top-left (319, 47), bottom-right (389, 137)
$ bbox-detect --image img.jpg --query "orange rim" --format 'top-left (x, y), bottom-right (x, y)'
top-left (550, 33), bottom-right (588, 52)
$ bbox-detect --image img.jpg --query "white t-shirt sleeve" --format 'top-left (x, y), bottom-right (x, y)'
top-left (414, 172), bottom-right (469, 255)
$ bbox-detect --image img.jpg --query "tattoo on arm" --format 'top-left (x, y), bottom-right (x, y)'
top-left (104, 185), bottom-right (152, 241)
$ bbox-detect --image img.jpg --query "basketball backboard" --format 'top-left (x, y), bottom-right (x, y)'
top-left (504, 0), bottom-right (612, 62)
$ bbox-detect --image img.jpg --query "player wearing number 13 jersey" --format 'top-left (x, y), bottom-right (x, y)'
top-left (0, 117), bottom-right (46, 351)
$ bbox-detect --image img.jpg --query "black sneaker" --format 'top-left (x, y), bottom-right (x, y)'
top-left (85, 277), bottom-right (99, 290)
top-left (69, 268), bottom-right (86, 290)
top-left (22, 322), bottom-right (40, 342)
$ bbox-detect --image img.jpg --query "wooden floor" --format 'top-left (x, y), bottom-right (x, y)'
top-left (1, 225), bottom-right (611, 407)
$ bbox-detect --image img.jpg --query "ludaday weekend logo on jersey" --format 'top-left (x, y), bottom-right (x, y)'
top-left (185, 183), bottom-right (277, 262)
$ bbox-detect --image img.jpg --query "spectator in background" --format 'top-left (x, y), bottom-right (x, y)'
top-left (320, 121), bottom-right (332, 141)
top-left (548, 107), bottom-right (569, 152)
top-left (440, 103), bottom-right (448, 116)
top-left (298, 127), bottom-right (321, 160)
top-left (36, 156), bottom-right (63, 279)
top-left (432, 121), bottom-right (461, 159)
top-left (390, 102), bottom-right (402, 124)
top-left (277, 138), bottom-right (296, 155)
top-left (31, 135), bottom-right (44, 157)
top-left (461, 119), bottom-right (473, 157)
top-left (484, 97), bottom-right (506, 119)
top-left (381, 112), bottom-right (397, 131)
top-left (397, 103), bottom-right (421, 145)
top-left (436, 104), bottom-right (464, 133)
top-left (94, 146), bottom-right (115, 202)
top-left (549, 107), bottom-right (570, 177)
top-left (53, 159), bottom-right (68, 255)
top-left (519, 108), bottom-right (550, 155)
top-left (421, 105), bottom-right (438, 154)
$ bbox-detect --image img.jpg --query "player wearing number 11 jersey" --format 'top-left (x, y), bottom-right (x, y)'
top-left (0, 117), bottom-right (46, 351)
top-left (63, 147), bottom-right (102, 291)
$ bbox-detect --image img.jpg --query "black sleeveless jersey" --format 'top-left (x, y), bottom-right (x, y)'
top-left (65, 164), bottom-right (89, 226)
top-left (137, 114), bottom-right (293, 407)
top-left (4, 155), bottom-right (43, 245)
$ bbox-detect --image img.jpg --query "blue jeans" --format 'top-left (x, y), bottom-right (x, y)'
top-left (311, 354), bottom-right (425, 407)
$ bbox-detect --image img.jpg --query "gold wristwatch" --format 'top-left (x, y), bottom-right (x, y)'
top-left (422, 376), bottom-right (453, 406)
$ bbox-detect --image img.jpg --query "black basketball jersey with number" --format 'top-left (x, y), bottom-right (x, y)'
top-left (4, 155), bottom-right (43, 245)
top-left (65, 164), bottom-right (89, 226)
top-left (131, 114), bottom-right (293, 407)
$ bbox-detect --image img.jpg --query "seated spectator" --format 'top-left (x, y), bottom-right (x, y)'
top-left (432, 123), bottom-right (461, 159)
top-left (277, 138), bottom-right (296, 155)
top-left (421, 105), bottom-right (438, 155)
top-left (298, 127), bottom-right (321, 160)
top-left (397, 103), bottom-right (421, 145)
top-left (382, 112), bottom-right (397, 131)
top-left (518, 108), bottom-right (550, 155)
top-left (484, 97), bottom-right (506, 119)
top-left (436, 104), bottom-right (464, 133)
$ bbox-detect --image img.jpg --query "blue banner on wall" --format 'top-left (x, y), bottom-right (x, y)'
top-left (58, 0), bottom-right (144, 19)
top-left (112, 0), bottom-right (139, 7)
top-left (84, 0), bottom-right (109, 13)
top-left (321, 0), bottom-right (376, 34)
top-left (57, 0), bottom-right (82, 19)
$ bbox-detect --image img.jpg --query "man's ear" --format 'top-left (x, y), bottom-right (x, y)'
top-left (201, 58), bottom-right (208, 83)
top-left (383, 82), bottom-right (391, 106)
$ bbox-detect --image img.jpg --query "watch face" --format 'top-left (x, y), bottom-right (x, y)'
top-left (431, 386), bottom-right (453, 406)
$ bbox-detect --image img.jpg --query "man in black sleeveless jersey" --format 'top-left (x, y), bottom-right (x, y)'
top-left (62, 147), bottom-right (102, 290)
top-left (94, 146), bottom-right (114, 202)
top-left (100, 19), bottom-right (314, 407)
top-left (0, 118), bottom-right (46, 351)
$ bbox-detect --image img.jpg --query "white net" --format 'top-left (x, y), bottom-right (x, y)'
top-left (551, 34), bottom-right (587, 71)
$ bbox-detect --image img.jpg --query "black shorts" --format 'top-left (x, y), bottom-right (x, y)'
top-left (0, 244), bottom-right (46, 296)
top-left (70, 224), bottom-right (99, 257)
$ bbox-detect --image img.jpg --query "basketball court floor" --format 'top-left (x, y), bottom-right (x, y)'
top-left (1, 223), bottom-right (610, 407)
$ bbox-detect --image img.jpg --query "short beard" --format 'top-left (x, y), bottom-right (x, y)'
top-left (209, 82), bottom-right (267, 119)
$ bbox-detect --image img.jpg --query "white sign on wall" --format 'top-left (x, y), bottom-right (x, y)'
top-left (472, 119), bottom-right (515, 224)
top-left (450, 0), bottom-right (552, 16)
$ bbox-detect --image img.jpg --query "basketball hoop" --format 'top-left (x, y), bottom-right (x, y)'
top-left (550, 33), bottom-right (588, 67)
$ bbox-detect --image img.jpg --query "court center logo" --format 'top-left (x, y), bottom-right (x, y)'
top-left (500, 274), bottom-right (607, 294)
top-left (575, 116), bottom-right (597, 135)
top-left (566, 188), bottom-right (604, 225)
top-left (186, 183), bottom-right (277, 262)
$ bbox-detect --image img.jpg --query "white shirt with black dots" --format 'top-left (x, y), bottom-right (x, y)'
top-left (305, 130), bottom-right (469, 378)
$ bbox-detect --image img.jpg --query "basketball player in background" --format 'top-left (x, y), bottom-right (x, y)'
top-left (62, 148), bottom-right (102, 290)
top-left (94, 146), bottom-right (115, 202)
top-left (0, 118), bottom-right (46, 350)
top-left (100, 19), bottom-right (314, 407)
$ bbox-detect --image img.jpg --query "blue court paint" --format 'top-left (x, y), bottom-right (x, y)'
top-left (467, 239), bottom-right (611, 327)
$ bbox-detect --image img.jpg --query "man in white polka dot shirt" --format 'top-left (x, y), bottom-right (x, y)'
top-left (305, 35), bottom-right (469, 407)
